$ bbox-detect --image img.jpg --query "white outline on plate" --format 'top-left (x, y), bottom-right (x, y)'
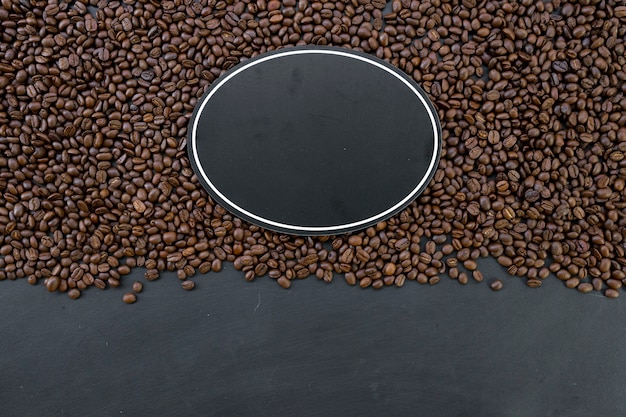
top-left (190, 48), bottom-right (440, 233)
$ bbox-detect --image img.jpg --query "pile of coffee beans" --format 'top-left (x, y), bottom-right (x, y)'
top-left (0, 0), bottom-right (625, 301)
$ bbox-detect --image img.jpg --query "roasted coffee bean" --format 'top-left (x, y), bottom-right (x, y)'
top-left (593, 278), bottom-right (604, 292)
top-left (277, 276), bottom-right (291, 289)
top-left (565, 278), bottom-right (580, 289)
top-left (67, 289), bottom-right (81, 300)
top-left (489, 280), bottom-right (503, 291)
top-left (122, 293), bottom-right (137, 304)
top-left (383, 263), bottom-right (397, 276)
top-left (145, 269), bottom-right (160, 281)
top-left (181, 281), bottom-right (195, 291)
top-left (132, 282), bottom-right (143, 293)
top-left (46, 277), bottom-right (60, 292)
top-left (463, 260), bottom-right (478, 271)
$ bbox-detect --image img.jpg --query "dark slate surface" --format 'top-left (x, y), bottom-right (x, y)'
top-left (2, 258), bottom-right (624, 417)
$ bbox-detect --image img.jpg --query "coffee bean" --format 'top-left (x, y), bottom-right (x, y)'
top-left (565, 278), bottom-right (580, 289)
top-left (68, 289), bottom-right (81, 300)
top-left (145, 269), bottom-right (160, 281)
top-left (359, 277), bottom-right (373, 288)
top-left (46, 277), bottom-right (60, 292)
top-left (489, 280), bottom-right (503, 291)
top-left (383, 263), bottom-right (397, 276)
top-left (463, 260), bottom-right (478, 271)
top-left (371, 0), bottom-right (386, 8)
top-left (345, 272), bottom-right (357, 286)
top-left (593, 278), bottom-right (604, 292)
top-left (277, 276), bottom-right (291, 289)
top-left (552, 61), bottom-right (568, 73)
top-left (123, 293), bottom-right (137, 304)
top-left (181, 281), bottom-right (195, 291)
top-left (607, 279), bottom-right (622, 290)
top-left (132, 282), bottom-right (143, 293)
top-left (395, 274), bottom-right (406, 287)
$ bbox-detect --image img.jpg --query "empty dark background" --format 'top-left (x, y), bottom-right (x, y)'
top-left (1, 258), bottom-right (625, 417)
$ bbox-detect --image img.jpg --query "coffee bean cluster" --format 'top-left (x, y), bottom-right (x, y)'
top-left (0, 0), bottom-right (625, 301)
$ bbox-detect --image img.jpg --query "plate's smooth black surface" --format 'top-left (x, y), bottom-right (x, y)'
top-left (188, 46), bottom-right (441, 235)
top-left (2, 262), bottom-right (626, 417)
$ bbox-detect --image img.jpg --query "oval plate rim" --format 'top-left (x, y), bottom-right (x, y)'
top-left (188, 45), bottom-right (442, 235)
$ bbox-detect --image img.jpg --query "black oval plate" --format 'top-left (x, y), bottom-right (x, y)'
top-left (188, 46), bottom-right (441, 235)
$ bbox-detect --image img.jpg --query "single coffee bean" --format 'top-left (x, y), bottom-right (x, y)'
top-left (132, 281), bottom-right (143, 293)
top-left (606, 279), bottom-right (622, 290)
top-left (552, 61), bottom-right (568, 73)
top-left (277, 276), bottom-right (291, 289)
top-left (383, 263), bottom-right (397, 276)
top-left (345, 272), bottom-right (357, 286)
top-left (463, 259), bottom-right (478, 271)
top-left (181, 280), bottom-right (195, 291)
top-left (395, 274), bottom-right (406, 287)
top-left (592, 278), bottom-right (604, 292)
top-left (46, 276), bottom-right (60, 292)
top-left (526, 279), bottom-right (542, 288)
top-left (123, 293), bottom-right (137, 304)
top-left (359, 277), bottom-right (372, 288)
top-left (372, 279), bottom-right (384, 289)
top-left (490, 280), bottom-right (503, 291)
top-left (565, 278), bottom-right (580, 289)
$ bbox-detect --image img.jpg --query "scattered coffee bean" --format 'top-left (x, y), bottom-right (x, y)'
top-left (122, 293), bottom-right (137, 304)
top-left (67, 289), bottom-right (81, 300)
top-left (132, 282), bottom-right (143, 294)
top-left (277, 276), bottom-right (291, 289)
top-left (490, 280), bottom-right (503, 292)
